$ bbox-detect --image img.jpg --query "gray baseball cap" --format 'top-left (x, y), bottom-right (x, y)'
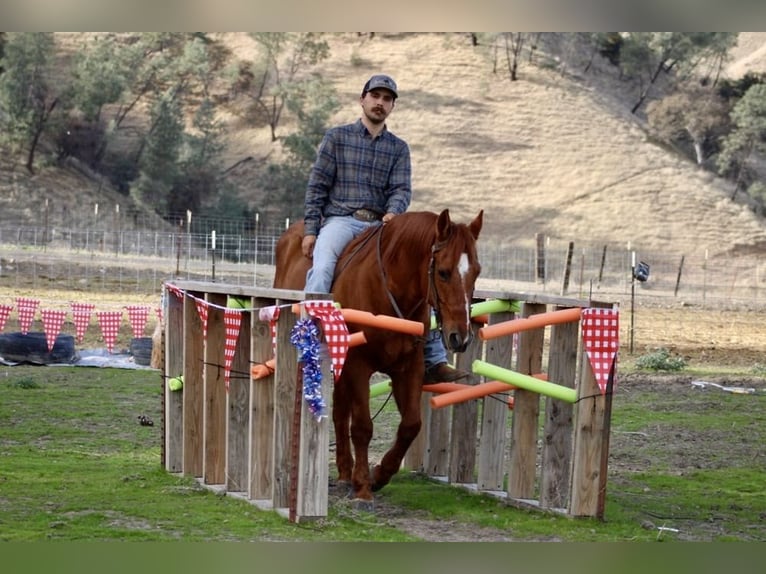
top-left (362, 74), bottom-right (398, 99)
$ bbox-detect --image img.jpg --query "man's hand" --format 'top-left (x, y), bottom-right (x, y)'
top-left (382, 212), bottom-right (396, 224)
top-left (302, 235), bottom-right (316, 258)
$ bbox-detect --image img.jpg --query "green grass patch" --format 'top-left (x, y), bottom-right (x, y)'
top-left (1, 365), bottom-right (764, 541)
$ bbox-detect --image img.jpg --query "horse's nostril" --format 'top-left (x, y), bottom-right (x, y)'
top-left (448, 332), bottom-right (467, 352)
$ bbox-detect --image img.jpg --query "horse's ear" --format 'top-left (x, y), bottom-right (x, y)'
top-left (469, 210), bottom-right (483, 240)
top-left (436, 209), bottom-right (452, 239)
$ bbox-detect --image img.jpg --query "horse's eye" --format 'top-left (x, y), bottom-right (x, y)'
top-left (438, 269), bottom-right (451, 281)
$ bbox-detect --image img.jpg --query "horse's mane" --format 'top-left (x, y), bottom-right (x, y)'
top-left (338, 211), bottom-right (437, 272)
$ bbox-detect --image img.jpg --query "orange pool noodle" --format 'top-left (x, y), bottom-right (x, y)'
top-left (430, 381), bottom-right (517, 409)
top-left (479, 307), bottom-right (582, 340)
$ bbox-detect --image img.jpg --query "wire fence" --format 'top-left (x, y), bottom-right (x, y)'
top-left (2, 222), bottom-right (765, 312)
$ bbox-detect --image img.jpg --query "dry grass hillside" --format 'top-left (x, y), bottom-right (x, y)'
top-left (3, 32), bottom-right (766, 266)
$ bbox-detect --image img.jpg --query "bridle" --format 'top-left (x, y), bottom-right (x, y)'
top-left (375, 223), bottom-right (451, 340)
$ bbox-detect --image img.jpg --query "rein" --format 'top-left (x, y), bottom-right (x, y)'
top-left (427, 230), bottom-right (452, 336)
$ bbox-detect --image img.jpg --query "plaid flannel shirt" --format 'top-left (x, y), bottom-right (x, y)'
top-left (304, 119), bottom-right (412, 236)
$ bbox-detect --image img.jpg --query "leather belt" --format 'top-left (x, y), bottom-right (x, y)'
top-left (352, 209), bottom-right (383, 222)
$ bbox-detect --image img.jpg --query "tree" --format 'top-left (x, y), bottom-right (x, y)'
top-left (646, 82), bottom-right (730, 166)
top-left (257, 77), bottom-right (340, 221)
top-left (717, 83), bottom-right (766, 200)
top-left (619, 33), bottom-right (737, 114)
top-left (131, 89), bottom-right (184, 212)
top-left (478, 33), bottom-right (534, 80)
top-left (229, 33), bottom-right (330, 141)
top-left (168, 97), bottom-right (227, 215)
top-left (0, 33), bottom-right (60, 172)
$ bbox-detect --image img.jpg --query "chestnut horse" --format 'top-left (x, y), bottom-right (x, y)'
top-left (273, 209), bottom-right (483, 506)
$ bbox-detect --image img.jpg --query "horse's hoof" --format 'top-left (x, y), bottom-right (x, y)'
top-left (351, 498), bottom-right (375, 513)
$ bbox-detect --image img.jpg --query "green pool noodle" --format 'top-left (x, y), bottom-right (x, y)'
top-left (472, 359), bottom-right (576, 403)
top-left (369, 379), bottom-right (392, 398)
top-left (430, 299), bottom-right (519, 330)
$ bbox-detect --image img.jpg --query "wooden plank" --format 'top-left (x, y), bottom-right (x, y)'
top-left (403, 393), bottom-right (428, 471)
top-left (448, 322), bottom-right (482, 483)
top-left (423, 348), bottom-right (452, 477)
top-left (569, 350), bottom-right (610, 518)
top-left (249, 296), bottom-right (277, 501)
top-left (296, 297), bottom-right (331, 520)
top-left (477, 310), bottom-right (513, 491)
top-left (203, 292), bottom-right (227, 485)
top-left (539, 308), bottom-right (578, 509)
top-left (272, 298), bottom-right (298, 510)
top-left (182, 292), bottom-right (204, 477)
top-left (164, 287), bottom-right (184, 472)
top-left (226, 308), bottom-right (250, 493)
top-left (507, 302), bottom-right (545, 499)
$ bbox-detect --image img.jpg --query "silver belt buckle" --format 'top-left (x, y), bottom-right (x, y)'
top-left (353, 209), bottom-right (379, 222)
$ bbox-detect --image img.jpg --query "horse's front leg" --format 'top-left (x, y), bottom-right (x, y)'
top-left (371, 371), bottom-right (423, 492)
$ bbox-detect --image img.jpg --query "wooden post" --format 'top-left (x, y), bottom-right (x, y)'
top-left (272, 298), bottom-right (298, 510)
top-left (295, 297), bottom-right (331, 521)
top-left (477, 309), bottom-right (514, 491)
top-left (539, 308), bottom-right (578, 509)
top-left (507, 302), bottom-right (545, 500)
top-left (249, 297), bottom-right (277, 502)
top-left (448, 321), bottom-right (482, 483)
top-left (203, 292), bottom-right (227, 485)
top-left (569, 345), bottom-right (611, 518)
top-left (674, 255), bottom-right (685, 296)
top-left (182, 293), bottom-right (204, 478)
top-left (164, 287), bottom-right (184, 472)
top-left (226, 308), bottom-right (251, 493)
top-left (561, 241), bottom-right (574, 295)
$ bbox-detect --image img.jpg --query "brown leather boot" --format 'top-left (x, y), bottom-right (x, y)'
top-left (424, 362), bottom-right (470, 383)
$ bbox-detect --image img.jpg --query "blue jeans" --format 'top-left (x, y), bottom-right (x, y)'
top-left (305, 215), bottom-right (448, 369)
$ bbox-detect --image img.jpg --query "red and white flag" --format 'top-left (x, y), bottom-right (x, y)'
top-left (302, 300), bottom-right (350, 382)
top-left (15, 297), bottom-right (40, 334)
top-left (124, 305), bottom-right (151, 338)
top-left (96, 310), bottom-right (123, 353)
top-left (259, 304), bottom-right (281, 356)
top-left (194, 298), bottom-right (209, 340)
top-left (70, 302), bottom-right (95, 343)
top-left (223, 308), bottom-right (243, 390)
top-left (0, 304), bottom-right (13, 333)
top-left (40, 309), bottom-right (68, 351)
top-left (581, 307), bottom-right (619, 394)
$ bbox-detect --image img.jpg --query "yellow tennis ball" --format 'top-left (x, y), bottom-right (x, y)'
top-left (168, 376), bottom-right (183, 391)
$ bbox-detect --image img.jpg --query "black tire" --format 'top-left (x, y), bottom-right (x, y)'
top-left (0, 332), bottom-right (77, 365)
top-left (130, 336), bottom-right (153, 366)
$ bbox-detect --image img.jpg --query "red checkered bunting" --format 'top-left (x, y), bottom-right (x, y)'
top-left (125, 305), bottom-right (151, 338)
top-left (70, 302), bottom-right (95, 343)
top-left (581, 307), bottom-right (619, 394)
top-left (302, 300), bottom-right (349, 382)
top-left (165, 283), bottom-right (184, 299)
top-left (195, 298), bottom-right (209, 339)
top-left (258, 305), bottom-right (281, 355)
top-left (16, 297), bottom-right (40, 334)
top-left (40, 309), bottom-right (68, 352)
top-left (0, 304), bottom-right (13, 332)
top-left (223, 308), bottom-right (243, 390)
top-left (96, 310), bottom-right (123, 353)
top-left (155, 306), bottom-right (163, 324)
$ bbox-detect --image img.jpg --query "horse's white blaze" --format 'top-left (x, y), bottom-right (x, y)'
top-left (459, 252), bottom-right (471, 330)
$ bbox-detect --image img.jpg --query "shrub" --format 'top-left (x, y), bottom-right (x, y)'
top-left (634, 348), bottom-right (687, 371)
